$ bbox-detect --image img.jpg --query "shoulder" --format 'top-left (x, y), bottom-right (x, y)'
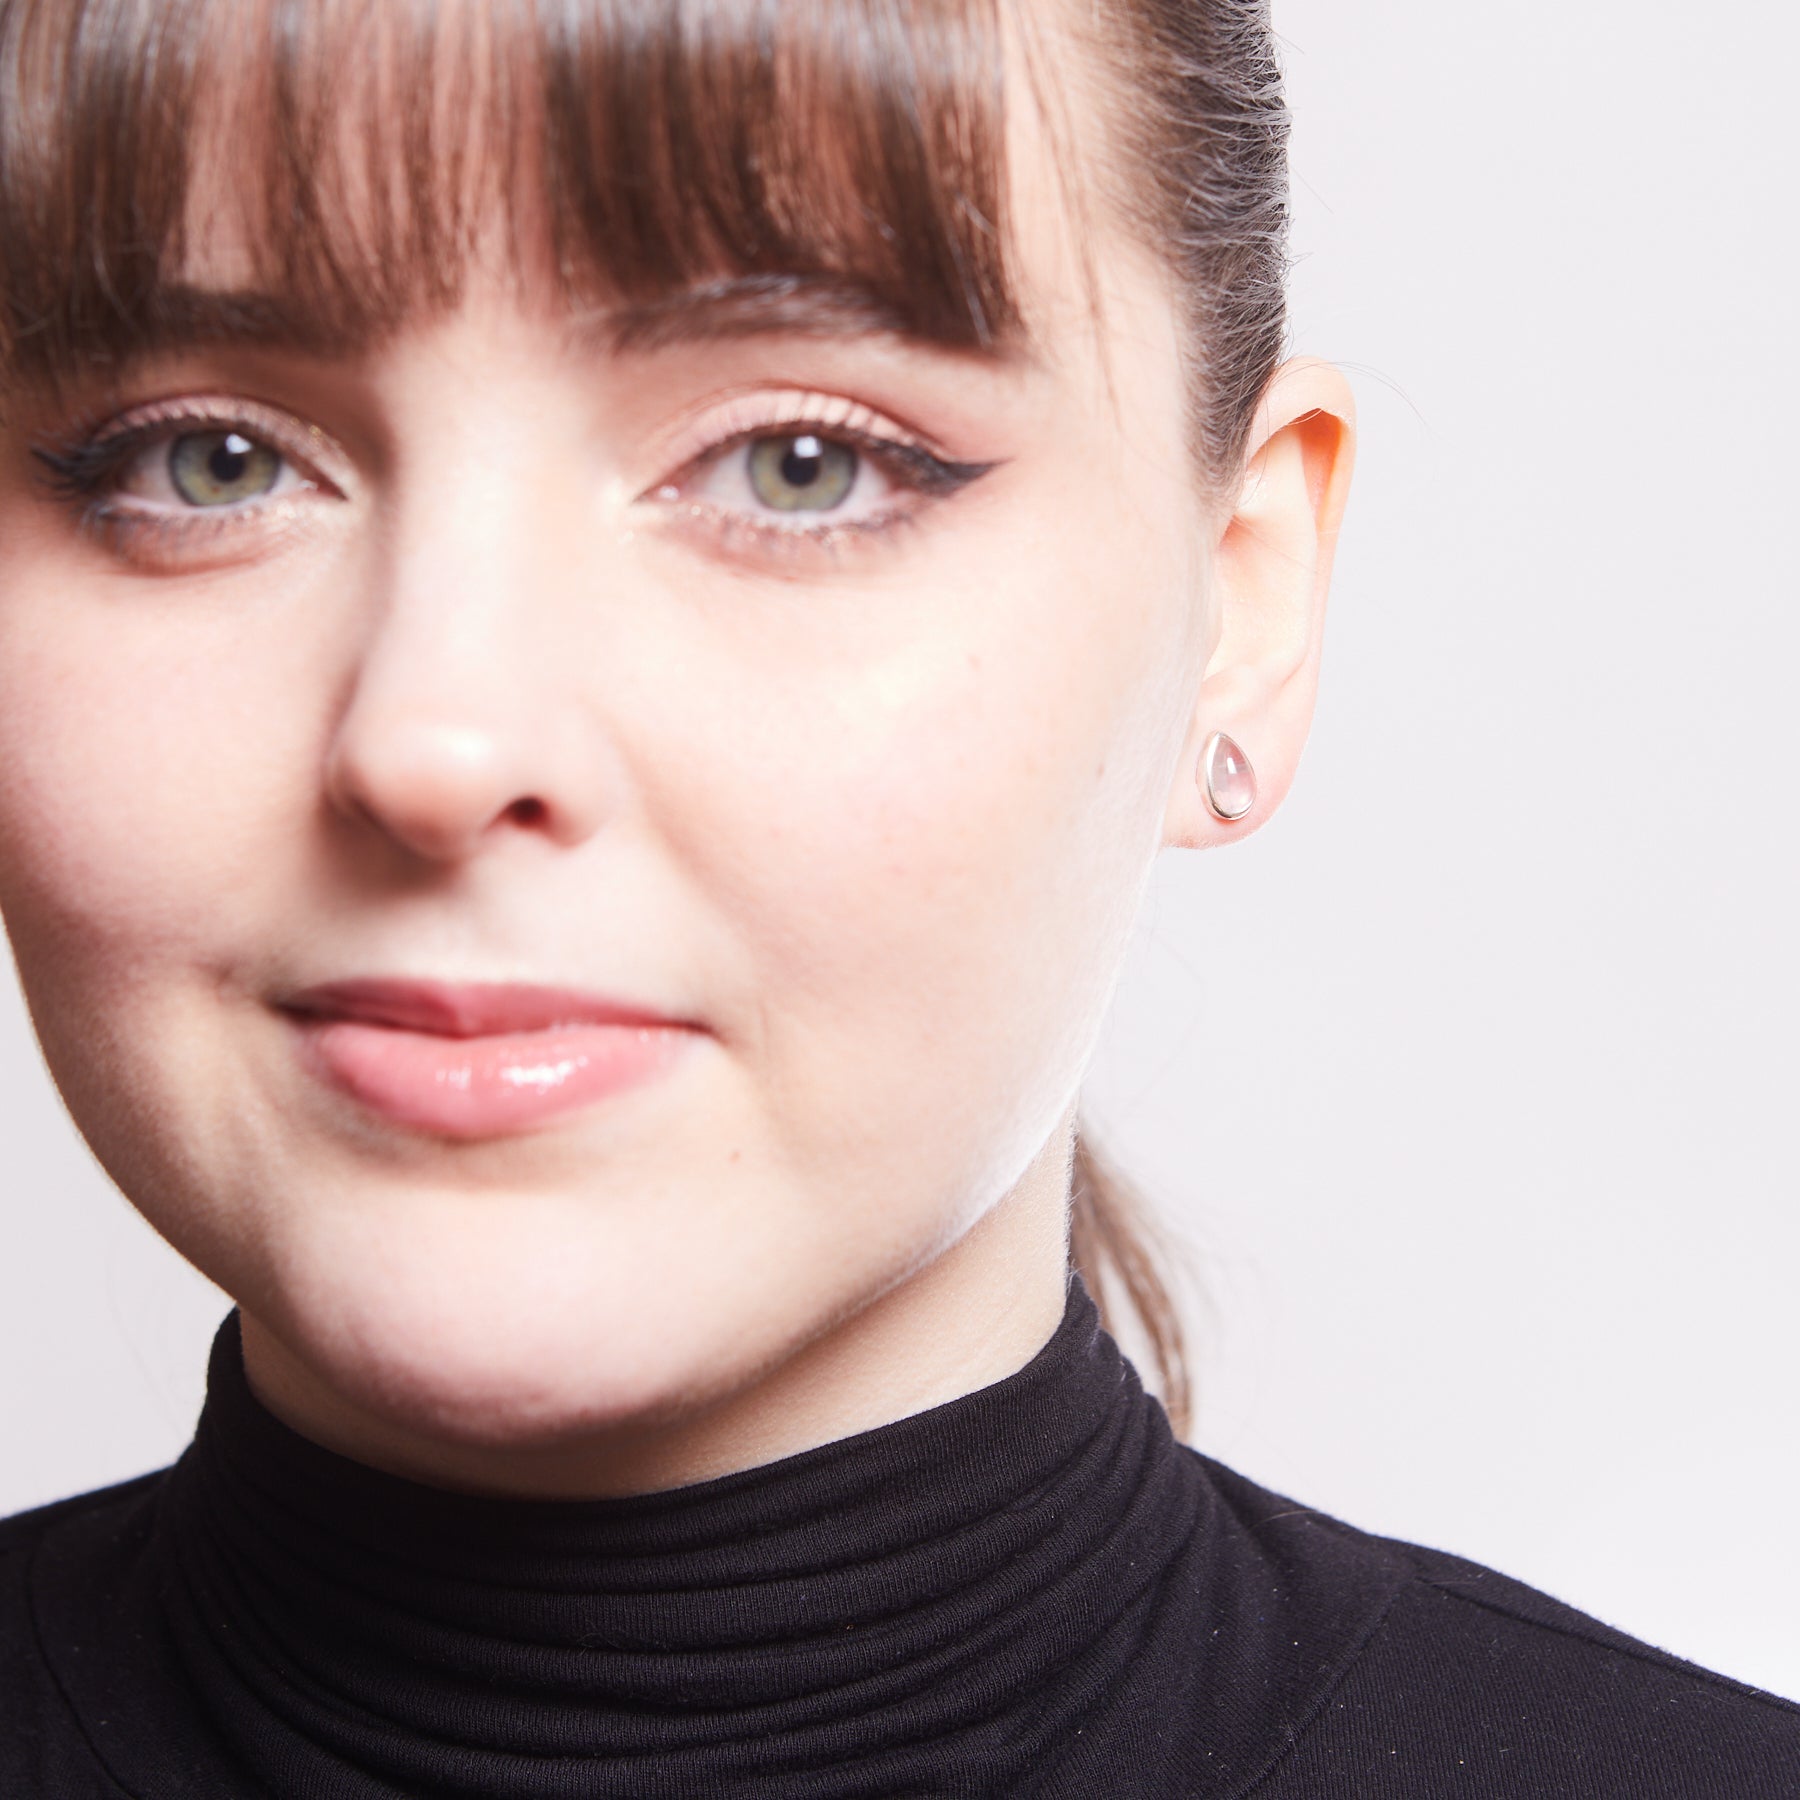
top-left (0, 1471), bottom-right (167, 1556)
top-left (0, 1473), bottom-right (170, 1800)
top-left (1188, 1454), bottom-right (1800, 1798)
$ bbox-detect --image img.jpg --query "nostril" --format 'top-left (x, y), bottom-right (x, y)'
top-left (507, 797), bottom-right (549, 828)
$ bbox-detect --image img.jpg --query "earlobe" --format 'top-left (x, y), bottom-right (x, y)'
top-left (1161, 358), bottom-right (1356, 851)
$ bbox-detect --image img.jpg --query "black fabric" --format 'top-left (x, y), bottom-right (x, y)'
top-left (3, 1282), bottom-right (1797, 1798)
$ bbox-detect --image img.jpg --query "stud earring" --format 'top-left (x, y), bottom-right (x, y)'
top-left (1201, 731), bottom-right (1256, 822)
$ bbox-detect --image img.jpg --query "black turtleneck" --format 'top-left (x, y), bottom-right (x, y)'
top-left (4, 1281), bottom-right (1797, 1797)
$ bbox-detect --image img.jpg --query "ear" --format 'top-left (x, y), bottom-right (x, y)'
top-left (1161, 357), bottom-right (1356, 849)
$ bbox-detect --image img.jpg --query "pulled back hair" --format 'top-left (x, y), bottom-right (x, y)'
top-left (0, 0), bottom-right (1289, 1435)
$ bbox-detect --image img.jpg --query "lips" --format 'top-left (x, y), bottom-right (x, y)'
top-left (281, 979), bottom-right (699, 1139)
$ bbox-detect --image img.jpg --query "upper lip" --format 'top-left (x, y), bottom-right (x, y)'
top-left (280, 979), bottom-right (693, 1038)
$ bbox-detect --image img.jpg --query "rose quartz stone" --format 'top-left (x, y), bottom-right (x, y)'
top-left (1203, 732), bottom-right (1256, 821)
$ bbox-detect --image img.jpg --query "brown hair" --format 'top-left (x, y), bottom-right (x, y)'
top-left (0, 0), bottom-right (1289, 1434)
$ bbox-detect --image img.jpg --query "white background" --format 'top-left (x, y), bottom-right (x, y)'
top-left (1087, 0), bottom-right (1800, 1701)
top-left (3, 0), bottom-right (1796, 1703)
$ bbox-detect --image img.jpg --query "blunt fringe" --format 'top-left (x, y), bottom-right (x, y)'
top-left (0, 0), bottom-right (1019, 392)
top-left (0, 0), bottom-right (1289, 1435)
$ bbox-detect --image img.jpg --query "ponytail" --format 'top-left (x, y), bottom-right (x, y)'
top-left (1068, 1129), bottom-right (1193, 1437)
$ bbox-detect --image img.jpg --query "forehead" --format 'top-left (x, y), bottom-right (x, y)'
top-left (0, 0), bottom-right (1111, 394)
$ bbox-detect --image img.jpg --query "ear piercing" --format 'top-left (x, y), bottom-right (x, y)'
top-left (1201, 732), bottom-right (1256, 822)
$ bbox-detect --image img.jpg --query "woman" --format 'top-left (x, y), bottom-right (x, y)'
top-left (0, 0), bottom-right (1794, 1794)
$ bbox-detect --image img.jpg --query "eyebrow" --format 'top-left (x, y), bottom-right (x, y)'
top-left (586, 274), bottom-right (1033, 363)
top-left (59, 272), bottom-right (1033, 377)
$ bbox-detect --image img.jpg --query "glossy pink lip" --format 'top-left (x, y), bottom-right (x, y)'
top-left (281, 980), bottom-right (700, 1139)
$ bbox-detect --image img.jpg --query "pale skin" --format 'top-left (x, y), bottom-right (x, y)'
top-left (0, 39), bottom-right (1353, 1500)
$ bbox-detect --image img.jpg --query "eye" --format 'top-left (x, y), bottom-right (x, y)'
top-left (32, 397), bottom-right (331, 529)
top-left (652, 396), bottom-right (995, 551)
top-left (744, 433), bottom-right (859, 514)
top-left (161, 431), bottom-right (285, 507)
top-left (29, 397), bottom-right (341, 567)
top-left (642, 388), bottom-right (999, 555)
top-left (114, 427), bottom-right (301, 511)
top-left (691, 428), bottom-right (892, 524)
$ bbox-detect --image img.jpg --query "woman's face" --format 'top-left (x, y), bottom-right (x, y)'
top-left (0, 40), bottom-right (1286, 1488)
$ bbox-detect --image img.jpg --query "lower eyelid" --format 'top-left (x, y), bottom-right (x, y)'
top-left (652, 494), bottom-right (929, 573)
top-left (682, 493), bottom-right (908, 533)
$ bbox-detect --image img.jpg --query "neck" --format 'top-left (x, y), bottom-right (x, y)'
top-left (237, 1133), bottom-right (1074, 1500)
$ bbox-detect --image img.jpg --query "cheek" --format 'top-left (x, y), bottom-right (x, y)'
top-left (645, 522), bottom-right (1198, 1175)
top-left (0, 575), bottom-right (309, 988)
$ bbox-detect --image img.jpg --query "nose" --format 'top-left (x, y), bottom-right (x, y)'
top-left (324, 518), bottom-right (614, 866)
top-left (327, 711), bottom-right (600, 862)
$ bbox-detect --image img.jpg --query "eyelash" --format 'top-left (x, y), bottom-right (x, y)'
top-left (29, 395), bottom-right (996, 565)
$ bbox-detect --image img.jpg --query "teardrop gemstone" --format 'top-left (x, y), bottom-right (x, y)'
top-left (1202, 731), bottom-right (1256, 822)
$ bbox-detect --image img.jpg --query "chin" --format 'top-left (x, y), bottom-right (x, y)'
top-left (252, 1186), bottom-right (807, 1455)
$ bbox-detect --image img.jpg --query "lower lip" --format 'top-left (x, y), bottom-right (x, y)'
top-left (291, 1017), bottom-right (695, 1138)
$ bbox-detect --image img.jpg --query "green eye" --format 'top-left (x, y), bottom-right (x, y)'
top-left (167, 431), bottom-right (282, 507)
top-left (746, 434), bottom-right (857, 513)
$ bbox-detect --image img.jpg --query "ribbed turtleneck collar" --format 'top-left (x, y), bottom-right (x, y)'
top-left (38, 1278), bottom-right (1238, 1798)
